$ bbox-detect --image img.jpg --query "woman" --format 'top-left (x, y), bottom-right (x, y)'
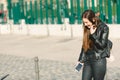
top-left (78, 10), bottom-right (109, 80)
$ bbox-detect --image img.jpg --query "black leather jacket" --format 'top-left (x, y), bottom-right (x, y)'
top-left (78, 22), bottom-right (109, 62)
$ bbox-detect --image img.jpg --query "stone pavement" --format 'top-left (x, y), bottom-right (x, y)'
top-left (0, 34), bottom-right (120, 80)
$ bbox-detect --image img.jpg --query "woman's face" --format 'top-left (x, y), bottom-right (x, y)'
top-left (82, 18), bottom-right (93, 29)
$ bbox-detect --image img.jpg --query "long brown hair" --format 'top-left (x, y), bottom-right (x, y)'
top-left (82, 10), bottom-right (101, 52)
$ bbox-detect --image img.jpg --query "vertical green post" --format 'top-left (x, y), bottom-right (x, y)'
top-left (22, 0), bottom-right (25, 19)
top-left (96, 0), bottom-right (99, 10)
top-left (13, 3), bottom-right (15, 24)
top-left (7, 0), bottom-right (12, 19)
top-left (112, 0), bottom-right (117, 23)
top-left (108, 0), bottom-right (112, 24)
top-left (77, 0), bottom-right (81, 24)
top-left (84, 0), bottom-right (87, 10)
top-left (102, 0), bottom-right (108, 23)
top-left (56, 0), bottom-right (62, 24)
top-left (104, 0), bottom-right (107, 15)
top-left (50, 0), bottom-right (54, 24)
top-left (64, 0), bottom-right (69, 18)
top-left (92, 0), bottom-right (95, 11)
top-left (35, 0), bottom-right (38, 24)
top-left (30, 1), bottom-right (34, 24)
top-left (19, 0), bottom-right (24, 19)
top-left (13, 3), bottom-right (20, 24)
top-left (25, 2), bottom-right (28, 24)
top-left (117, 0), bottom-right (120, 24)
top-left (60, 1), bottom-right (65, 24)
top-left (17, 2), bottom-right (21, 23)
top-left (40, 0), bottom-right (43, 24)
top-left (70, 0), bottom-right (74, 24)
top-left (45, 0), bottom-right (49, 24)
top-left (99, 0), bottom-right (104, 20)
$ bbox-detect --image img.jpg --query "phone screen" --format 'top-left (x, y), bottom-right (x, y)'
top-left (75, 63), bottom-right (83, 71)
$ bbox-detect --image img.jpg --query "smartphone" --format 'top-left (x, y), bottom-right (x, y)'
top-left (75, 63), bottom-right (83, 72)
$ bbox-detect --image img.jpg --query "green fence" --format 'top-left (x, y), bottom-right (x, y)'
top-left (6, 0), bottom-right (120, 24)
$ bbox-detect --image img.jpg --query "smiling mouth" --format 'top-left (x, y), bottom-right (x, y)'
top-left (85, 26), bottom-right (90, 30)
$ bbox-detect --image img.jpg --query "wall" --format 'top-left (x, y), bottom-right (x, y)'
top-left (0, 23), bottom-right (120, 39)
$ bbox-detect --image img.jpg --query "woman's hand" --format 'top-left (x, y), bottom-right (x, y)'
top-left (90, 25), bottom-right (96, 34)
top-left (77, 61), bottom-right (83, 65)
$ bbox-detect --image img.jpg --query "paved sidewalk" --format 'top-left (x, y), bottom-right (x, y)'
top-left (0, 34), bottom-right (120, 80)
top-left (0, 54), bottom-right (120, 80)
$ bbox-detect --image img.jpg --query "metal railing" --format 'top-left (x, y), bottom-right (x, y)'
top-left (1, 0), bottom-right (119, 24)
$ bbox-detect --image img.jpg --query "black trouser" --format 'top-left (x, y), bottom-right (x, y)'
top-left (82, 55), bottom-right (106, 80)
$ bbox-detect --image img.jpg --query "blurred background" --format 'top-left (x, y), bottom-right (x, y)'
top-left (0, 0), bottom-right (120, 80)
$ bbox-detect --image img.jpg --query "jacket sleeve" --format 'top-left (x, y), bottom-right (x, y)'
top-left (78, 47), bottom-right (86, 63)
top-left (90, 25), bottom-right (109, 49)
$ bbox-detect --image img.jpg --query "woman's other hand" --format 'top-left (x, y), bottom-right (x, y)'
top-left (90, 25), bottom-right (96, 34)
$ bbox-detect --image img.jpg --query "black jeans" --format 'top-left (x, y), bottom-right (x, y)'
top-left (82, 56), bottom-right (106, 80)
